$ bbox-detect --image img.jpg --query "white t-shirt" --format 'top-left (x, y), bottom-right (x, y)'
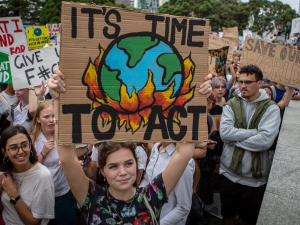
top-left (34, 132), bottom-right (70, 197)
top-left (1, 163), bottom-right (55, 225)
top-left (7, 102), bottom-right (32, 131)
top-left (1, 91), bottom-right (17, 106)
top-left (91, 145), bottom-right (148, 170)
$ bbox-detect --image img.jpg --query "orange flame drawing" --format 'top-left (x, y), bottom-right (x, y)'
top-left (83, 46), bottom-right (195, 133)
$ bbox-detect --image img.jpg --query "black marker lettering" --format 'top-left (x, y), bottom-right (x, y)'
top-left (187, 20), bottom-right (205, 47)
top-left (92, 105), bottom-right (117, 140)
top-left (145, 15), bottom-right (165, 41)
top-left (167, 106), bottom-right (187, 141)
top-left (103, 9), bottom-right (121, 39)
top-left (25, 68), bottom-right (35, 85)
top-left (187, 106), bottom-right (206, 140)
top-left (62, 104), bottom-right (91, 143)
top-left (81, 8), bottom-right (103, 39)
top-left (71, 7), bottom-right (77, 38)
top-left (170, 18), bottom-right (187, 45)
top-left (144, 106), bottom-right (169, 140)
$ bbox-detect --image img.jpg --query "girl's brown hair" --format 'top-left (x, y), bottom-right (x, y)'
top-left (192, 158), bottom-right (200, 193)
top-left (0, 126), bottom-right (38, 172)
top-left (96, 141), bottom-right (139, 187)
top-left (29, 100), bottom-right (54, 144)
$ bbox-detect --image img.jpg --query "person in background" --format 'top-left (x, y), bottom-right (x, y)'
top-left (277, 22), bottom-right (283, 36)
top-left (232, 52), bottom-right (241, 73)
top-left (1, 84), bottom-right (17, 107)
top-left (219, 65), bottom-right (281, 225)
top-left (210, 76), bottom-right (227, 115)
top-left (140, 142), bottom-right (197, 225)
top-left (285, 21), bottom-right (291, 40)
top-left (29, 100), bottom-right (77, 225)
top-left (0, 126), bottom-right (55, 225)
top-left (6, 88), bottom-right (33, 131)
top-left (0, 93), bottom-right (11, 136)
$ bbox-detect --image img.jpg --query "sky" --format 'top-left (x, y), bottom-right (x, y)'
top-left (241, 0), bottom-right (299, 13)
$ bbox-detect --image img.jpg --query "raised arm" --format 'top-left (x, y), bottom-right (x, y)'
top-left (28, 81), bottom-right (45, 116)
top-left (278, 86), bottom-right (294, 110)
top-left (48, 69), bottom-right (89, 206)
top-left (162, 142), bottom-right (195, 197)
top-left (57, 145), bottom-right (89, 206)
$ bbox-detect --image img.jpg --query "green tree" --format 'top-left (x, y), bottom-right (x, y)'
top-left (248, 0), bottom-right (297, 36)
top-left (40, 0), bottom-right (125, 25)
top-left (159, 0), bottom-right (215, 18)
top-left (0, 0), bottom-right (43, 25)
top-left (158, 0), bottom-right (250, 34)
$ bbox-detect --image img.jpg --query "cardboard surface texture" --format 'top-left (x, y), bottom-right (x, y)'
top-left (242, 37), bottom-right (300, 88)
top-left (209, 34), bottom-right (235, 56)
top-left (9, 46), bottom-right (60, 90)
top-left (26, 26), bottom-right (50, 49)
top-left (0, 17), bottom-right (28, 56)
top-left (59, 2), bottom-right (209, 144)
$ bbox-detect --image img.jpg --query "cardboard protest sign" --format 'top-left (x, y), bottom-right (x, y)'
top-left (58, 2), bottom-right (209, 144)
top-left (223, 27), bottom-right (238, 38)
top-left (291, 17), bottom-right (300, 34)
top-left (223, 27), bottom-right (239, 47)
top-left (209, 46), bottom-right (229, 77)
top-left (0, 17), bottom-right (27, 55)
top-left (0, 52), bottom-right (11, 83)
top-left (243, 30), bottom-right (252, 41)
top-left (9, 46), bottom-right (60, 89)
top-left (26, 26), bottom-right (50, 49)
top-left (242, 37), bottom-right (300, 88)
top-left (47, 23), bottom-right (61, 37)
top-left (208, 55), bottom-right (216, 73)
top-left (209, 34), bottom-right (235, 56)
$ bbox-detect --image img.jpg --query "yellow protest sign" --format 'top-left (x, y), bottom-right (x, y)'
top-left (26, 26), bottom-right (50, 49)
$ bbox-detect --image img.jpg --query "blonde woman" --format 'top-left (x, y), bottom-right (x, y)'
top-left (29, 100), bottom-right (77, 225)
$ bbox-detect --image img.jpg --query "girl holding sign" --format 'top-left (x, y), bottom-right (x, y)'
top-left (29, 100), bottom-right (77, 225)
top-left (47, 69), bottom-right (212, 225)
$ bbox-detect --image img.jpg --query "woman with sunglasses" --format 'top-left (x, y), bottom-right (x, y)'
top-left (29, 100), bottom-right (78, 225)
top-left (0, 125), bottom-right (55, 225)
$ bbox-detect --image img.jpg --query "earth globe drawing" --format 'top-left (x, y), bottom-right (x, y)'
top-left (83, 32), bottom-right (195, 133)
top-left (98, 32), bottom-right (184, 103)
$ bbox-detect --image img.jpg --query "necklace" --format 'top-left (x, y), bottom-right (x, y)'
top-left (19, 167), bottom-right (31, 187)
top-left (106, 189), bottom-right (136, 224)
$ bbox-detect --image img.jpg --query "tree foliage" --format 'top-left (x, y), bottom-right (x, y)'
top-left (40, 0), bottom-right (125, 24)
top-left (0, 0), bottom-right (43, 25)
top-left (159, 0), bottom-right (297, 36)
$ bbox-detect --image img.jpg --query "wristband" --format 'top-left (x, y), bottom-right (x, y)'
top-left (36, 96), bottom-right (45, 103)
top-left (40, 152), bottom-right (46, 159)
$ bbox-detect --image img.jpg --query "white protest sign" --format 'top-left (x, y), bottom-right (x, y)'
top-left (47, 23), bottom-right (61, 37)
top-left (243, 30), bottom-right (252, 41)
top-left (0, 17), bottom-right (28, 55)
top-left (9, 46), bottom-right (60, 89)
top-left (291, 17), bottom-right (300, 34)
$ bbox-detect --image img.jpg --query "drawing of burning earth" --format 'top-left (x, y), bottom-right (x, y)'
top-left (82, 32), bottom-right (195, 133)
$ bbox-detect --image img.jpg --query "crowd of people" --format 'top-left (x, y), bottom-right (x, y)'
top-left (1, 40), bottom-right (300, 225)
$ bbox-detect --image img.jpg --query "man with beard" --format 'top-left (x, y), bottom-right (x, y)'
top-left (219, 64), bottom-right (281, 225)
